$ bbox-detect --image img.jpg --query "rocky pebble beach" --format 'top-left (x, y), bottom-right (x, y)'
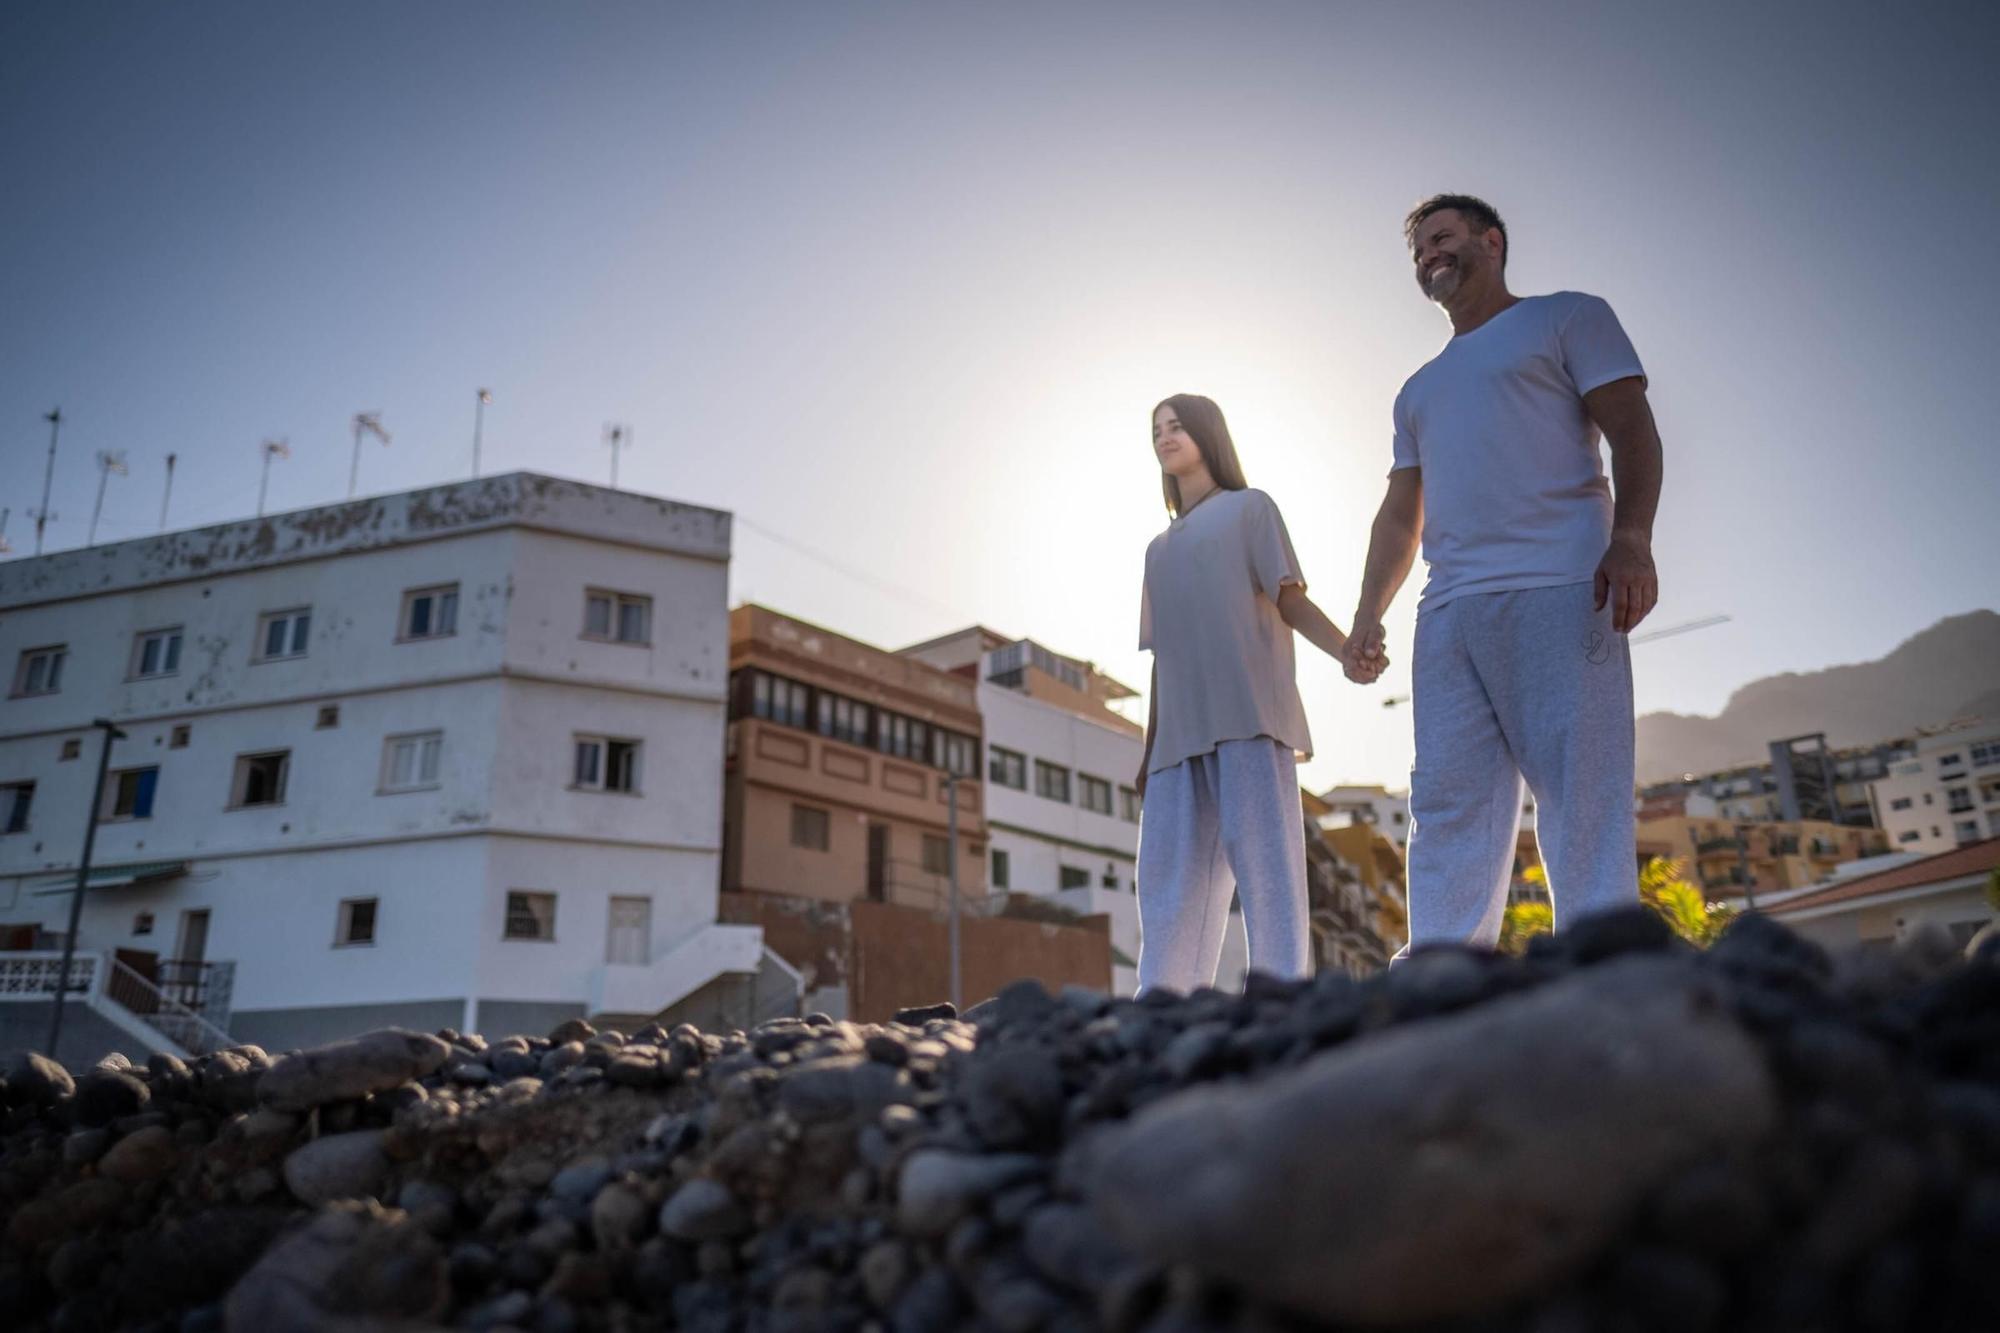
top-left (3, 907), bottom-right (1998, 1332)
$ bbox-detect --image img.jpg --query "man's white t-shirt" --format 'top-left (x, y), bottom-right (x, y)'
top-left (1138, 488), bottom-right (1313, 774)
top-left (1391, 291), bottom-right (1646, 611)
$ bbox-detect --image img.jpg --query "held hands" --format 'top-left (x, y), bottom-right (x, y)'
top-left (1342, 615), bottom-right (1389, 685)
top-left (1594, 531), bottom-right (1659, 634)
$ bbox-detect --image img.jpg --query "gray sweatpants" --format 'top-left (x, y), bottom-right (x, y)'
top-left (1402, 580), bottom-right (1638, 953)
top-left (1136, 737), bottom-right (1310, 993)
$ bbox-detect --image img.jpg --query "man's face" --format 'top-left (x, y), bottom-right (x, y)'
top-left (1410, 209), bottom-right (1498, 303)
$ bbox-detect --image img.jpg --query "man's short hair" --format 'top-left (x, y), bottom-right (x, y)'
top-left (1404, 194), bottom-right (1508, 269)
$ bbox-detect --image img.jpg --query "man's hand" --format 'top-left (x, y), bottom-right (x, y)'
top-left (1343, 615), bottom-right (1389, 684)
top-left (1594, 530), bottom-right (1658, 633)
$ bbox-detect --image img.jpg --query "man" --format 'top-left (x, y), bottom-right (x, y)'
top-left (1345, 194), bottom-right (1664, 953)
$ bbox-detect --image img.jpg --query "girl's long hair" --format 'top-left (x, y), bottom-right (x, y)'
top-left (1155, 393), bottom-right (1249, 516)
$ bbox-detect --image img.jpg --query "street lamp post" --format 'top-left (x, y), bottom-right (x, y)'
top-left (47, 719), bottom-right (125, 1058)
top-left (944, 774), bottom-right (962, 1010)
top-left (473, 389), bottom-right (492, 478)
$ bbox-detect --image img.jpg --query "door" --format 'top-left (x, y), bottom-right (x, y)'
top-left (866, 824), bottom-right (889, 901)
top-left (170, 910), bottom-right (210, 1009)
top-left (606, 896), bottom-right (651, 966)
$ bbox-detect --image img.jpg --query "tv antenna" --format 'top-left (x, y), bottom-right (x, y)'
top-left (349, 412), bottom-right (391, 498)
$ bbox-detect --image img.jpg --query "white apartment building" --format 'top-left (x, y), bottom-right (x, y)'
top-left (0, 474), bottom-right (778, 1063)
top-left (1318, 784), bottom-right (1412, 849)
top-left (898, 629), bottom-right (1250, 995)
top-left (1870, 721), bottom-right (2000, 855)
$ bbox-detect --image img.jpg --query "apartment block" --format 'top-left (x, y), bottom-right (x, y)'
top-left (0, 474), bottom-right (773, 1064)
top-left (1869, 720), bottom-right (2000, 854)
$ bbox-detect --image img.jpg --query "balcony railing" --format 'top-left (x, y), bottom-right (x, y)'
top-left (1696, 836), bottom-right (1742, 855)
top-left (105, 956), bottom-right (237, 1056)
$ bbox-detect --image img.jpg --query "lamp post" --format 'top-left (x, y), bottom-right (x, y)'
top-left (943, 774), bottom-right (962, 1010)
top-left (47, 720), bottom-right (125, 1057)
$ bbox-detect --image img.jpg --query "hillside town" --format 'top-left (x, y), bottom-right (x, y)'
top-left (2, 475), bottom-right (1993, 1066)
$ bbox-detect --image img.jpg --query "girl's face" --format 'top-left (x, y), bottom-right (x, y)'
top-left (1152, 405), bottom-right (1208, 481)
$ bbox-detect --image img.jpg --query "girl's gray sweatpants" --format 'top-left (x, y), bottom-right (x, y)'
top-left (1136, 736), bottom-right (1310, 994)
top-left (1403, 580), bottom-right (1639, 954)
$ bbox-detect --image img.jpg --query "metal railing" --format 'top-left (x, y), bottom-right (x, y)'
top-left (0, 951), bottom-right (97, 999)
top-left (105, 956), bottom-right (237, 1056)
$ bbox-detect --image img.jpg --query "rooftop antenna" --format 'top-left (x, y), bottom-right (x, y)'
top-left (87, 450), bottom-right (128, 546)
top-left (258, 439), bottom-right (290, 517)
top-left (349, 412), bottom-right (390, 498)
top-left (472, 388), bottom-right (492, 478)
top-left (159, 453), bottom-right (177, 532)
top-left (604, 422), bottom-right (631, 491)
top-left (0, 508), bottom-right (12, 555)
top-left (32, 408), bottom-right (61, 554)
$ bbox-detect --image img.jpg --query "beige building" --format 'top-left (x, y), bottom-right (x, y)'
top-left (1637, 814), bottom-right (1890, 899)
top-left (1764, 838), bottom-right (2000, 953)
top-left (722, 605), bottom-right (987, 911)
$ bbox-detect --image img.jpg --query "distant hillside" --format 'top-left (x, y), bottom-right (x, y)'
top-left (1635, 611), bottom-right (2000, 781)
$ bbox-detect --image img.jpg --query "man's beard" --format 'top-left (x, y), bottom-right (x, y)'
top-left (1425, 258), bottom-right (1466, 301)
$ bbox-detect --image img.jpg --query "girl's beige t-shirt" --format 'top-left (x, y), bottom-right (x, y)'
top-left (1139, 487), bottom-right (1313, 775)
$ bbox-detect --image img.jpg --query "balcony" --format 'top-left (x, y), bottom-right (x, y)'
top-left (1695, 836), bottom-right (1743, 856)
top-left (0, 951), bottom-right (237, 1057)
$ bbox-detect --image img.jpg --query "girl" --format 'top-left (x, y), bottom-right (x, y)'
top-left (1135, 393), bottom-right (1352, 993)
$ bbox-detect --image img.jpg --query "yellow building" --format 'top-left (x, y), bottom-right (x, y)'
top-left (1636, 815), bottom-right (1891, 897)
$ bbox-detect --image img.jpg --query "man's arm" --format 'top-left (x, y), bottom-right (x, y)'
top-left (1346, 468), bottom-right (1424, 682)
top-left (1136, 662), bottom-right (1157, 797)
top-left (1276, 584), bottom-right (1350, 663)
top-left (1584, 376), bottom-right (1663, 633)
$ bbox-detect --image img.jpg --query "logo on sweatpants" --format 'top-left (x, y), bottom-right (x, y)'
top-left (1584, 630), bottom-right (1610, 665)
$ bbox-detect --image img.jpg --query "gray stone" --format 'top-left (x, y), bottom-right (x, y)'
top-left (1087, 955), bottom-right (1779, 1325)
top-left (860, 1238), bottom-right (913, 1308)
top-left (963, 1046), bottom-right (1065, 1147)
top-left (62, 1127), bottom-right (112, 1166)
top-left (658, 1177), bottom-right (749, 1240)
top-left (98, 1124), bottom-right (179, 1183)
top-left (1160, 1022), bottom-right (1231, 1083)
top-left (1021, 1201), bottom-right (1131, 1291)
top-left (591, 1182), bottom-right (649, 1250)
top-left (895, 1150), bottom-right (1045, 1237)
top-left (73, 1069), bottom-right (150, 1127)
top-left (282, 1129), bottom-right (391, 1205)
top-left (259, 1029), bottom-right (450, 1113)
top-left (549, 1157), bottom-right (613, 1204)
top-left (397, 1179), bottom-right (459, 1233)
top-left (540, 1042), bottom-right (587, 1077)
top-left (224, 1199), bottom-right (445, 1331)
top-left (489, 1046), bottom-right (541, 1080)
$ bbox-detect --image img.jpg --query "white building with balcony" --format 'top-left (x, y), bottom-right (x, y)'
top-left (1870, 721), bottom-right (2000, 855)
top-left (0, 474), bottom-right (782, 1065)
top-left (898, 628), bottom-right (1252, 995)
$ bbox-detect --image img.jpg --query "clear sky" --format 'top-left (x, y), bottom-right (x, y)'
top-left (5, 1), bottom-right (1996, 791)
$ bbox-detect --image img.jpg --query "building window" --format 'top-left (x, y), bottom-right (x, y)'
top-left (922, 834), bottom-right (951, 876)
top-left (1889, 797), bottom-right (1914, 812)
top-left (1, 782), bottom-right (32, 834)
top-left (1971, 741), bottom-right (2000, 768)
top-left (504, 891), bottom-right (556, 941)
top-left (59, 738), bottom-right (81, 761)
top-left (584, 589), bottom-right (650, 644)
top-left (1937, 753), bottom-right (1964, 769)
top-left (815, 694), bottom-right (872, 747)
top-left (170, 724), bottom-right (191, 749)
top-left (1034, 760), bottom-right (1071, 804)
top-left (400, 585), bottom-right (459, 640)
top-left (989, 747), bottom-right (1026, 790)
top-left (231, 751), bottom-right (290, 807)
top-left (131, 628), bottom-right (183, 679)
top-left (256, 609), bottom-right (312, 660)
top-left (316, 705), bottom-right (340, 729)
top-left (932, 730), bottom-right (977, 777)
top-left (381, 732), bottom-right (443, 793)
top-left (336, 898), bottom-right (378, 946)
top-left (1079, 774), bottom-right (1113, 816)
top-left (791, 803), bottom-right (831, 851)
top-left (133, 911), bottom-right (153, 936)
top-left (103, 767), bottom-right (159, 820)
top-left (1059, 866), bottom-right (1090, 891)
top-left (992, 847), bottom-right (1010, 889)
top-left (1954, 819), bottom-right (1981, 845)
top-left (1897, 830), bottom-right (1921, 844)
top-left (752, 672), bottom-right (813, 729)
top-left (574, 736), bottom-right (640, 793)
top-left (1119, 786), bottom-right (1142, 823)
top-left (13, 646), bottom-right (65, 696)
top-left (876, 712), bottom-right (931, 762)
top-left (1948, 787), bottom-right (1975, 814)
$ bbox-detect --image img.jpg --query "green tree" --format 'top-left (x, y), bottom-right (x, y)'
top-left (1496, 857), bottom-right (1737, 953)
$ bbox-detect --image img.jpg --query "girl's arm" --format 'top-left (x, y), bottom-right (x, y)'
top-left (1276, 583), bottom-right (1350, 662)
top-left (1135, 661), bottom-right (1157, 798)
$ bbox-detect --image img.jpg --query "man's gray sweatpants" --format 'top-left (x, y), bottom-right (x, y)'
top-left (1403, 580), bottom-right (1638, 953)
top-left (1137, 737), bottom-right (1310, 994)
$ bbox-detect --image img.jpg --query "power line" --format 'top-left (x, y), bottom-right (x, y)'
top-left (733, 514), bottom-right (969, 625)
